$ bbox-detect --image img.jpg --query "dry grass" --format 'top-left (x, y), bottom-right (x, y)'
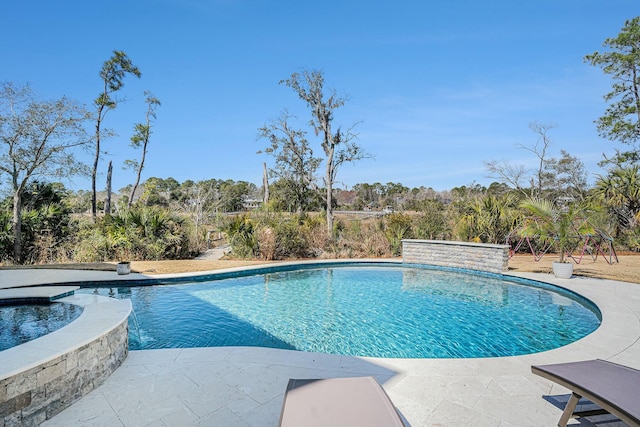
top-left (507, 254), bottom-right (640, 283)
top-left (129, 259), bottom-right (271, 274)
top-left (3, 254), bottom-right (639, 284)
top-left (131, 255), bottom-right (640, 283)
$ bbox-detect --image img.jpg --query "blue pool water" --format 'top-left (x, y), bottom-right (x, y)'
top-left (81, 265), bottom-right (601, 358)
top-left (0, 303), bottom-right (83, 351)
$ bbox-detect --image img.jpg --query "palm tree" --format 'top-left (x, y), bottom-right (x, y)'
top-left (594, 165), bottom-right (640, 233)
top-left (519, 198), bottom-right (596, 263)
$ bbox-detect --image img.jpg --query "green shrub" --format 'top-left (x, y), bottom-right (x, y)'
top-left (384, 213), bottom-right (413, 256)
top-left (221, 213), bottom-right (258, 258)
top-left (0, 210), bottom-right (13, 263)
top-left (254, 213), bottom-right (319, 260)
top-left (413, 200), bottom-right (451, 240)
top-left (69, 207), bottom-right (193, 262)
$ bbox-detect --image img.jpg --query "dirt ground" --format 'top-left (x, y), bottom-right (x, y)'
top-left (130, 254), bottom-right (640, 283)
top-left (4, 254), bottom-right (639, 284)
top-left (506, 254), bottom-right (640, 283)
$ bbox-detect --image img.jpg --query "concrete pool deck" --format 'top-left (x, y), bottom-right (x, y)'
top-left (1, 266), bottom-right (639, 426)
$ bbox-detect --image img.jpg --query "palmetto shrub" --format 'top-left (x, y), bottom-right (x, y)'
top-left (454, 194), bottom-right (520, 244)
top-left (71, 206), bottom-right (192, 262)
top-left (221, 213), bottom-right (258, 258)
top-left (223, 212), bottom-right (326, 260)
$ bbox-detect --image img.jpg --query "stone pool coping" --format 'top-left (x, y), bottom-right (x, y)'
top-left (1, 261), bottom-right (639, 426)
top-left (0, 286), bottom-right (79, 305)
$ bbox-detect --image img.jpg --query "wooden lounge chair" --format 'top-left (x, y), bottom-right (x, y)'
top-left (278, 376), bottom-right (405, 427)
top-left (531, 359), bottom-right (640, 427)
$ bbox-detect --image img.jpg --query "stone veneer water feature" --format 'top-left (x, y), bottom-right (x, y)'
top-left (0, 290), bottom-right (131, 426)
top-left (402, 239), bottom-right (510, 273)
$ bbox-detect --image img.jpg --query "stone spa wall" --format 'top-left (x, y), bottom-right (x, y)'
top-left (402, 239), bottom-right (510, 274)
top-left (0, 296), bottom-right (131, 426)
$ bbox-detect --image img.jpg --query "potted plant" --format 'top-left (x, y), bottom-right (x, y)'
top-left (519, 198), bottom-right (596, 279)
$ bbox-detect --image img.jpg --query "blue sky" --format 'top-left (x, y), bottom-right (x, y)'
top-left (3, 1), bottom-right (638, 192)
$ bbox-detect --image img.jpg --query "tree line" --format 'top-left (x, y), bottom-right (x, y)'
top-left (1, 161), bottom-right (638, 264)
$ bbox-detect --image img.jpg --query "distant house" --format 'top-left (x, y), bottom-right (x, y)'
top-left (242, 199), bottom-right (263, 211)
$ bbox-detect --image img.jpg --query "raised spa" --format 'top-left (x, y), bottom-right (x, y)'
top-left (0, 302), bottom-right (83, 351)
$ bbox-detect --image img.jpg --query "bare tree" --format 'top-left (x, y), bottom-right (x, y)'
top-left (484, 121), bottom-right (557, 198)
top-left (280, 70), bottom-right (368, 233)
top-left (0, 82), bottom-right (90, 262)
top-left (521, 121), bottom-right (557, 197)
top-left (258, 110), bottom-right (321, 213)
top-left (483, 159), bottom-right (528, 195)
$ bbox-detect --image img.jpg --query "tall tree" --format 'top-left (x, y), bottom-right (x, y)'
top-left (140, 176), bottom-right (180, 207)
top-left (353, 182), bottom-right (381, 209)
top-left (91, 50), bottom-right (141, 218)
top-left (0, 82), bottom-right (90, 262)
top-left (281, 69), bottom-right (368, 234)
top-left (258, 111), bottom-right (321, 213)
top-left (544, 150), bottom-right (589, 201)
top-left (585, 16), bottom-right (640, 166)
top-left (525, 121), bottom-right (557, 197)
top-left (175, 180), bottom-right (214, 242)
top-left (126, 91), bottom-right (160, 209)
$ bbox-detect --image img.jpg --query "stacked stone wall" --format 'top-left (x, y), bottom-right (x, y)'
top-left (402, 239), bottom-right (509, 273)
top-left (0, 320), bottom-right (128, 426)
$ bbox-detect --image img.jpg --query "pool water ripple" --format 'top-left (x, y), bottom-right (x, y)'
top-left (82, 265), bottom-right (601, 358)
top-left (0, 303), bottom-right (84, 351)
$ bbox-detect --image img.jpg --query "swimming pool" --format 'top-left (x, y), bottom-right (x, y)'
top-left (0, 302), bottom-right (84, 351)
top-left (80, 264), bottom-right (601, 358)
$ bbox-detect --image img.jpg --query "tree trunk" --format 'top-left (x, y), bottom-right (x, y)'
top-left (325, 148), bottom-right (334, 235)
top-left (12, 190), bottom-right (22, 263)
top-left (105, 161), bottom-right (112, 215)
top-left (91, 148), bottom-right (98, 217)
top-left (129, 138), bottom-right (148, 209)
top-left (92, 119), bottom-right (101, 219)
top-left (262, 162), bottom-right (269, 205)
top-left (92, 103), bottom-right (107, 219)
top-left (129, 161), bottom-right (142, 209)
